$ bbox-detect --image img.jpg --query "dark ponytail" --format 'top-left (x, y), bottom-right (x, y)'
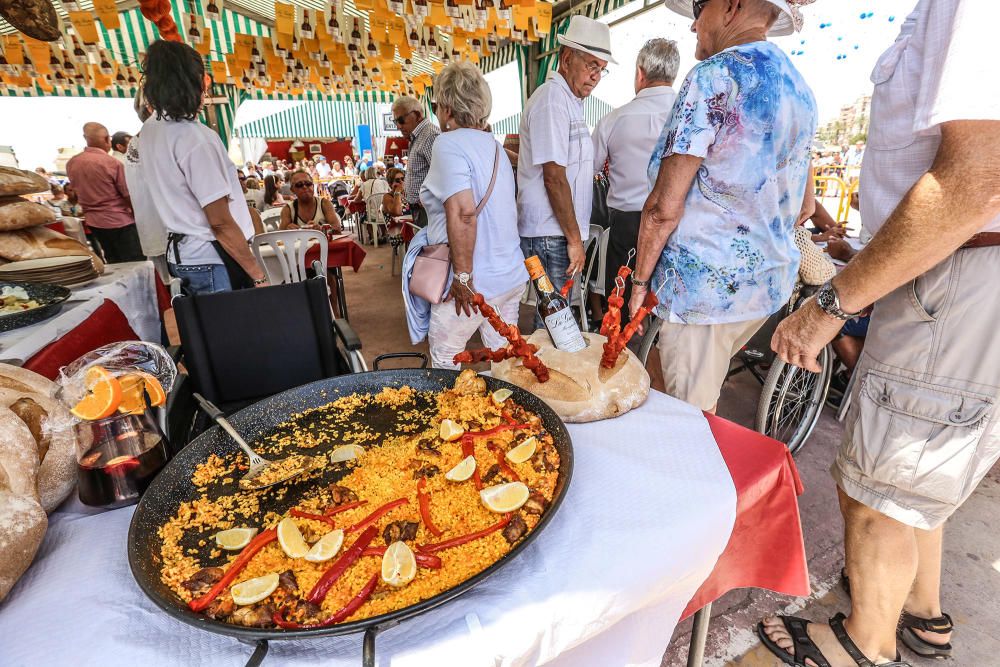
top-left (142, 40), bottom-right (205, 122)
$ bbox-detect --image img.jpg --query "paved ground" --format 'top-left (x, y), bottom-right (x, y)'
top-left (273, 238), bottom-right (1000, 666)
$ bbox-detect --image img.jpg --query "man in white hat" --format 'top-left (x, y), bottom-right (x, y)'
top-left (517, 15), bottom-right (615, 325)
top-left (762, 1), bottom-right (1000, 665)
top-left (628, 0), bottom-right (816, 413)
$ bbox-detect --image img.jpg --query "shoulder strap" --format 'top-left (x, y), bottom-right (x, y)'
top-left (475, 142), bottom-right (501, 216)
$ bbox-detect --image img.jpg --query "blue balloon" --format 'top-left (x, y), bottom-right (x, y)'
top-left (853, 44), bottom-right (860, 49)
top-left (837, 36), bottom-right (843, 41)
top-left (888, 15), bottom-right (896, 22)
top-left (800, 39), bottom-right (806, 44)
top-left (866, 12), bottom-right (874, 18)
top-left (859, 12), bottom-right (867, 19)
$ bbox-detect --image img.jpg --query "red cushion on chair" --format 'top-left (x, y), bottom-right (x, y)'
top-left (45, 221), bottom-right (67, 235)
top-left (23, 300), bottom-right (139, 380)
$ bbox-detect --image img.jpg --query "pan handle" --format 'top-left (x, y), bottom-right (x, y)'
top-left (243, 639), bottom-right (269, 667)
top-left (372, 352), bottom-right (429, 371)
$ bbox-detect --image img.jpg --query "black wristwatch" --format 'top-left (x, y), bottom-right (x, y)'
top-left (815, 280), bottom-right (862, 320)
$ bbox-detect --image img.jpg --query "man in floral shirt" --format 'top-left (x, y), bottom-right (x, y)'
top-left (630, 0), bottom-right (817, 412)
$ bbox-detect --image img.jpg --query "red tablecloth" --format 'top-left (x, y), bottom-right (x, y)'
top-left (681, 414), bottom-right (810, 619)
top-left (304, 237), bottom-right (367, 273)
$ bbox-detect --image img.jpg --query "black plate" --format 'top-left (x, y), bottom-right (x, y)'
top-left (127, 369), bottom-right (573, 642)
top-left (0, 280), bottom-right (71, 333)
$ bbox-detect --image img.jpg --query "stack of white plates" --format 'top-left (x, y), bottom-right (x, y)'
top-left (0, 255), bottom-right (99, 287)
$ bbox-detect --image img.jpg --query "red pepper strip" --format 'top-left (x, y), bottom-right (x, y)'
top-left (306, 525), bottom-right (379, 604)
top-left (486, 442), bottom-right (521, 482)
top-left (273, 572), bottom-right (379, 629)
top-left (323, 499), bottom-right (368, 516)
top-left (416, 478), bottom-right (443, 537)
top-left (290, 509), bottom-right (336, 527)
top-left (417, 514), bottom-right (512, 554)
top-left (466, 421), bottom-right (531, 438)
top-left (188, 528), bottom-right (277, 612)
top-left (361, 546), bottom-right (443, 569)
top-left (461, 435), bottom-right (482, 490)
top-left (346, 497), bottom-right (409, 534)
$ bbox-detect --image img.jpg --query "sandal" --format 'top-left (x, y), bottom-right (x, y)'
top-left (757, 613), bottom-right (912, 667)
top-left (840, 569), bottom-right (954, 659)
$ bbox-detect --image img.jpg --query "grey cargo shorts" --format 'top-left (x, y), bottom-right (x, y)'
top-left (832, 246), bottom-right (1000, 529)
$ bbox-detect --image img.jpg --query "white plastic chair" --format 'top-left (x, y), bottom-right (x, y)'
top-left (251, 229), bottom-right (328, 285)
top-left (588, 226), bottom-right (613, 297)
top-left (364, 193), bottom-right (388, 247)
top-left (259, 208), bottom-right (283, 233)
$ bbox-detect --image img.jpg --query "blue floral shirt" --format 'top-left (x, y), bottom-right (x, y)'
top-left (647, 41), bottom-right (817, 324)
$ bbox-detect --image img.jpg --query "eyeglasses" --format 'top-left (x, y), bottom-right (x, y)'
top-left (692, 0), bottom-right (712, 20)
top-left (393, 110), bottom-right (416, 126)
top-left (292, 181), bottom-right (314, 189)
top-left (575, 53), bottom-right (609, 78)
top-left (392, 177), bottom-right (405, 183)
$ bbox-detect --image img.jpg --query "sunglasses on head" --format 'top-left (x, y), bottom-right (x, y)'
top-left (292, 181), bottom-right (313, 189)
top-left (692, 0), bottom-right (712, 20)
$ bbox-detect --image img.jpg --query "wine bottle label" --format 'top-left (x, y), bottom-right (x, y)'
top-left (537, 275), bottom-right (554, 293)
top-left (544, 309), bottom-right (586, 352)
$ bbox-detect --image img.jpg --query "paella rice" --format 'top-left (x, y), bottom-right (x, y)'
top-left (156, 370), bottom-right (560, 628)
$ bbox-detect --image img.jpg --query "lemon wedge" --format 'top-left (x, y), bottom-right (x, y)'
top-left (480, 481), bottom-right (530, 513)
top-left (445, 455), bottom-right (477, 482)
top-left (214, 527), bottom-right (258, 551)
top-left (491, 388), bottom-right (513, 404)
top-left (330, 444), bottom-right (365, 463)
top-left (277, 517), bottom-right (310, 559)
top-left (304, 529), bottom-right (344, 562)
top-left (505, 437), bottom-right (537, 464)
top-left (439, 418), bottom-right (465, 442)
top-left (381, 541), bottom-right (417, 588)
top-left (231, 573), bottom-right (280, 606)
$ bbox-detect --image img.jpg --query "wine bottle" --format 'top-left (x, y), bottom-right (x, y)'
top-left (524, 256), bottom-right (586, 352)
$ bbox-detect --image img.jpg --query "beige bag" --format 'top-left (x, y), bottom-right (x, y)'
top-left (794, 226), bottom-right (836, 285)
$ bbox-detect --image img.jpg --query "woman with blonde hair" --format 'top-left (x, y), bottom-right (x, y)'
top-left (416, 61), bottom-right (527, 368)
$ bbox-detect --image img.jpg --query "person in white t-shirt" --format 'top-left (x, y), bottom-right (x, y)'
top-left (134, 40), bottom-right (266, 295)
top-left (315, 157), bottom-right (332, 179)
top-left (763, 2), bottom-right (1000, 665)
top-left (420, 62), bottom-right (528, 369)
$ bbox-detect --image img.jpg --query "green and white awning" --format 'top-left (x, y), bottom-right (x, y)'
top-left (235, 98), bottom-right (398, 139)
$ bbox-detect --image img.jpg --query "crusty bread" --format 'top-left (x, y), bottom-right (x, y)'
top-left (0, 491), bottom-right (47, 602)
top-left (0, 197), bottom-right (56, 231)
top-left (0, 365), bottom-right (77, 513)
top-left (0, 167), bottom-right (50, 197)
top-left (492, 331), bottom-right (650, 423)
top-left (0, 226), bottom-right (104, 273)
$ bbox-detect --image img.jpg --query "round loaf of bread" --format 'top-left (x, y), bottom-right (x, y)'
top-left (492, 331), bottom-right (650, 423)
top-left (0, 197), bottom-right (57, 231)
top-left (0, 491), bottom-right (47, 602)
top-left (0, 167), bottom-right (50, 197)
top-left (0, 365), bottom-right (77, 513)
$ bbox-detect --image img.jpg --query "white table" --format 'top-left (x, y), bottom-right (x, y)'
top-left (0, 261), bottom-right (161, 365)
top-left (0, 392), bottom-right (738, 667)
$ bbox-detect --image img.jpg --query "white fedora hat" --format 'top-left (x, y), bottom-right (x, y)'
top-left (556, 15), bottom-right (617, 65)
top-left (663, 0), bottom-right (812, 37)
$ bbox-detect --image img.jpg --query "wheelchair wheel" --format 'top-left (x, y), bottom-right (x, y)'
top-left (755, 345), bottom-right (832, 455)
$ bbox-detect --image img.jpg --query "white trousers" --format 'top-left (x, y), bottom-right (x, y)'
top-left (428, 284), bottom-right (524, 370)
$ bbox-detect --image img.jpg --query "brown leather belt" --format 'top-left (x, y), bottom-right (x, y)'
top-left (960, 232), bottom-right (1000, 249)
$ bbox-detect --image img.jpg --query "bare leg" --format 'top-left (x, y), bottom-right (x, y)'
top-left (762, 488), bottom-right (916, 665)
top-left (831, 335), bottom-right (865, 373)
top-left (904, 525), bottom-right (952, 645)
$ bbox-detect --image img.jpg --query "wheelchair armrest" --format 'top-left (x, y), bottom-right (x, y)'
top-left (333, 318), bottom-right (362, 351)
top-left (167, 344), bottom-right (183, 363)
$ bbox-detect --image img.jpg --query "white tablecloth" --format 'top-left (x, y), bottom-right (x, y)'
top-left (0, 391), bottom-right (737, 667)
top-left (0, 261), bottom-right (160, 365)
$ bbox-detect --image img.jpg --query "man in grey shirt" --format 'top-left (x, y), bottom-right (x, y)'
top-left (393, 95), bottom-right (440, 228)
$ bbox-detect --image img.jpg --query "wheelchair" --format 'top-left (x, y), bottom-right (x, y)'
top-left (637, 283), bottom-right (832, 455)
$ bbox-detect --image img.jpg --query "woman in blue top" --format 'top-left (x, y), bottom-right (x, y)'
top-left (420, 62), bottom-right (528, 369)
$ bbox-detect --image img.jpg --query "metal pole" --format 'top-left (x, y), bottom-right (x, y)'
top-left (686, 603), bottom-right (712, 667)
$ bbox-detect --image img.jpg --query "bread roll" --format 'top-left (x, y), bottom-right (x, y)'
top-left (492, 331), bottom-right (650, 423)
top-left (0, 365), bottom-right (77, 514)
top-left (0, 197), bottom-right (56, 231)
top-left (0, 226), bottom-right (104, 274)
top-left (0, 167), bottom-right (50, 197)
top-left (0, 407), bottom-right (41, 499)
top-left (0, 491), bottom-right (47, 602)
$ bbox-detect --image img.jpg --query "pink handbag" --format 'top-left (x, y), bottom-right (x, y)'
top-left (408, 143), bottom-right (500, 304)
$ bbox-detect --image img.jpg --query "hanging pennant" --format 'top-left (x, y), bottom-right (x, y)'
top-left (210, 60), bottom-right (228, 81)
top-left (354, 0), bottom-right (376, 10)
top-left (68, 12), bottom-right (101, 44)
top-left (196, 27), bottom-right (213, 55)
top-left (379, 41), bottom-right (394, 59)
top-left (234, 33), bottom-right (254, 60)
top-left (511, 5), bottom-right (532, 31)
top-left (370, 15), bottom-right (389, 42)
top-left (274, 1), bottom-right (296, 35)
top-left (92, 0), bottom-right (120, 30)
top-left (534, 2), bottom-right (551, 36)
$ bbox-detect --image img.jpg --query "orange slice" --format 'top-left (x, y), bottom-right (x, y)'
top-left (117, 372), bottom-right (167, 414)
top-left (71, 366), bottom-right (123, 421)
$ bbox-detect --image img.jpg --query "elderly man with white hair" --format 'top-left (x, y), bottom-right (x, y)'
top-left (517, 15), bottom-right (615, 325)
top-left (629, 0), bottom-right (817, 414)
top-left (392, 95), bottom-right (440, 229)
top-left (592, 38), bottom-right (680, 321)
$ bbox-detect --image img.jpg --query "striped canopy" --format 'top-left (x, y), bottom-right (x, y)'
top-left (235, 97), bottom-right (398, 139)
top-left (491, 95), bottom-right (614, 134)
